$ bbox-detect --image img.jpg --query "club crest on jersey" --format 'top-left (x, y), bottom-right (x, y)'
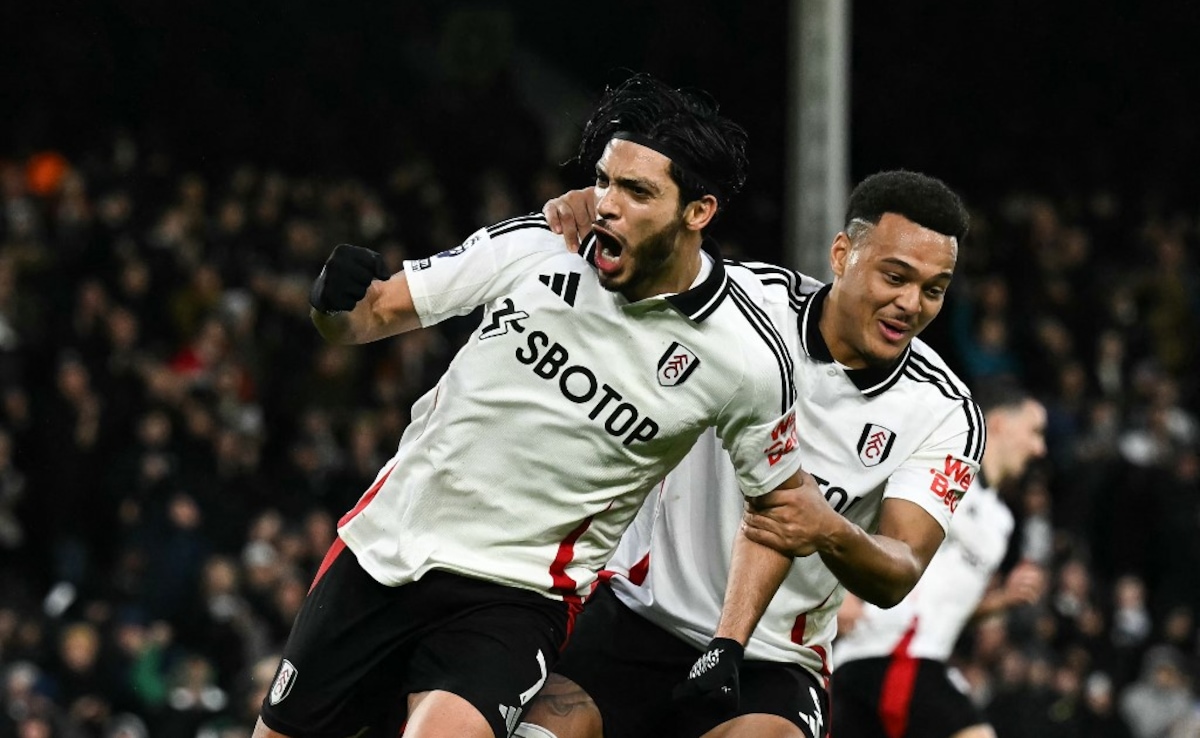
top-left (657, 342), bottom-right (700, 386)
top-left (857, 423), bottom-right (896, 467)
top-left (269, 659), bottom-right (297, 705)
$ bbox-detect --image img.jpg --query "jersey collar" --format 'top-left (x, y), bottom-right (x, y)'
top-left (583, 235), bottom-right (729, 323)
top-left (798, 284), bottom-right (911, 397)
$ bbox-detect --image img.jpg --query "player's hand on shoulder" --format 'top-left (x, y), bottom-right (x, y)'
top-left (741, 470), bottom-right (836, 557)
top-left (542, 188), bottom-right (596, 254)
top-left (672, 637), bottom-right (743, 718)
top-left (310, 243), bottom-right (392, 314)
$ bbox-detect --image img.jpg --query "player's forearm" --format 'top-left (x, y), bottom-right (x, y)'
top-left (817, 522), bottom-right (924, 608)
top-left (713, 529), bottom-right (792, 645)
top-left (311, 279), bottom-right (421, 344)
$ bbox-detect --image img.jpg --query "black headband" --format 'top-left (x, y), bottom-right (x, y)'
top-left (611, 131), bottom-right (723, 202)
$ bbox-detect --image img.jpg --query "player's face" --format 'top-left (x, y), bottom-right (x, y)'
top-left (590, 139), bottom-right (695, 300)
top-left (826, 213), bottom-right (957, 367)
top-left (998, 399), bottom-right (1048, 479)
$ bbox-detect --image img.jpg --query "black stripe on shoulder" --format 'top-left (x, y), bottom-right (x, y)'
top-left (727, 280), bottom-right (796, 415)
top-left (487, 214), bottom-right (550, 239)
top-left (725, 261), bottom-right (812, 312)
top-left (903, 355), bottom-right (986, 463)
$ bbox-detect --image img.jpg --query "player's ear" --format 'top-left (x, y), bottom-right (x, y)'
top-left (830, 232), bottom-right (851, 278)
top-left (682, 194), bottom-right (718, 232)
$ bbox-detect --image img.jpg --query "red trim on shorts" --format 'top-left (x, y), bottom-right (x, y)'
top-left (309, 537), bottom-right (347, 593)
top-left (338, 459), bottom-right (400, 528)
top-left (560, 595), bottom-right (585, 650)
top-left (878, 619), bottom-right (920, 738)
top-left (549, 515), bottom-right (594, 649)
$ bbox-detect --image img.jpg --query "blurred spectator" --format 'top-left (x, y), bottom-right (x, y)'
top-left (1118, 645), bottom-right (1194, 738)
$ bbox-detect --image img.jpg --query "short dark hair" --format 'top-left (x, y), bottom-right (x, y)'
top-left (577, 73), bottom-right (748, 213)
top-left (973, 379), bottom-right (1034, 415)
top-left (845, 170), bottom-right (969, 243)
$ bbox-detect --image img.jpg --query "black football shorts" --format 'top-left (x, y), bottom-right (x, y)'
top-left (259, 541), bottom-right (571, 738)
top-left (554, 582), bottom-right (829, 738)
top-left (831, 656), bottom-right (984, 738)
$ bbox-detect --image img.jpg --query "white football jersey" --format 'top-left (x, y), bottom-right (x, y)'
top-left (338, 217), bottom-right (802, 602)
top-left (606, 264), bottom-right (984, 680)
top-left (834, 475), bottom-right (1013, 663)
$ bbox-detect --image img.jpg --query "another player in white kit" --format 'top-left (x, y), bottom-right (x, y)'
top-left (522, 171), bottom-right (978, 738)
top-left (831, 383), bottom-right (1047, 738)
top-left (253, 74), bottom-right (809, 738)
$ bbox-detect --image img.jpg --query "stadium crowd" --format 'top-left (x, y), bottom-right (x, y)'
top-left (2, 112), bottom-right (1200, 738)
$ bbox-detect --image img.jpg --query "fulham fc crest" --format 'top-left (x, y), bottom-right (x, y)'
top-left (269, 659), bottom-right (298, 706)
top-left (857, 424), bottom-right (896, 467)
top-left (657, 342), bottom-right (700, 386)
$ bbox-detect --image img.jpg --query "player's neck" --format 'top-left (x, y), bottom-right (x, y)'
top-left (817, 290), bottom-right (869, 369)
top-left (623, 239), bottom-right (703, 302)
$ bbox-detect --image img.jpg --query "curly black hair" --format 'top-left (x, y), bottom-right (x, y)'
top-left (576, 73), bottom-right (749, 213)
top-left (845, 170), bottom-right (970, 243)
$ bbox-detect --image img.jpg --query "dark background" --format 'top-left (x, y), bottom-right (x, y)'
top-left (6, 0), bottom-right (1200, 261)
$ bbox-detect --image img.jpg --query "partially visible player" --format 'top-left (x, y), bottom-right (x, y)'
top-left (831, 382), bottom-right (1048, 738)
top-left (521, 170), bottom-right (979, 738)
top-left (252, 73), bottom-right (808, 738)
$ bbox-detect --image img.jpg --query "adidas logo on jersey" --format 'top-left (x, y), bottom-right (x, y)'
top-left (538, 272), bottom-right (581, 306)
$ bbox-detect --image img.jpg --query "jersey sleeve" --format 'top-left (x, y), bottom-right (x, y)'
top-left (402, 216), bottom-right (557, 327)
top-left (715, 344), bottom-right (803, 498)
top-left (883, 400), bottom-right (985, 532)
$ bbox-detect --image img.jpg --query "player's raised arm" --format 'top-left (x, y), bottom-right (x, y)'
top-left (308, 243), bottom-right (421, 344)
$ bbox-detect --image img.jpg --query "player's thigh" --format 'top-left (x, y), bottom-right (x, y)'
top-left (686, 661), bottom-right (827, 738)
top-left (403, 596), bottom-right (570, 738)
top-left (520, 673), bottom-right (604, 738)
top-left (405, 689), bottom-right (495, 738)
top-left (553, 583), bottom-right (699, 737)
top-left (699, 714), bottom-right (805, 738)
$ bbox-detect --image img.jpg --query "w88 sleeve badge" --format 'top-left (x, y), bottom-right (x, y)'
top-left (929, 454), bottom-right (975, 513)
top-left (765, 412), bottom-right (799, 467)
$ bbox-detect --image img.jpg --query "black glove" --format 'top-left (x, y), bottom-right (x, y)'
top-left (309, 244), bottom-right (391, 314)
top-left (672, 637), bottom-right (743, 715)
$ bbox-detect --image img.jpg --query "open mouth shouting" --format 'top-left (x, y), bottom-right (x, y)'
top-left (592, 226), bottom-right (625, 275)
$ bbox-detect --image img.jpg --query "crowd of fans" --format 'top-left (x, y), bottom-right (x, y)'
top-left (2, 114), bottom-right (1200, 738)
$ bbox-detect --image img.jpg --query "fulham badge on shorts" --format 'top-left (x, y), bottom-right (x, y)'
top-left (857, 423), bottom-right (896, 467)
top-left (657, 342), bottom-right (700, 386)
top-left (269, 659), bottom-right (297, 706)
